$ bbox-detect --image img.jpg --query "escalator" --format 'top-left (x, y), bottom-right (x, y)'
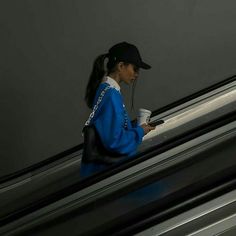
top-left (0, 76), bottom-right (235, 235)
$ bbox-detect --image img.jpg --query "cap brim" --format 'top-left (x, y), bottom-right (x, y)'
top-left (140, 61), bottom-right (151, 70)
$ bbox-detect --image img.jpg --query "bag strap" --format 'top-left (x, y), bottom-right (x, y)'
top-left (84, 85), bottom-right (112, 126)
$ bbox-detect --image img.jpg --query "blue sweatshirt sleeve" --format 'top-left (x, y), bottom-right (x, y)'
top-left (93, 89), bottom-right (144, 156)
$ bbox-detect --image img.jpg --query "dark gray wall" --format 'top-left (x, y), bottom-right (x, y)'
top-left (1, 0), bottom-right (236, 177)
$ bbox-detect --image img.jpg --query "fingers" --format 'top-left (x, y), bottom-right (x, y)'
top-left (146, 125), bottom-right (155, 133)
top-left (148, 125), bottom-right (156, 131)
top-left (140, 124), bottom-right (156, 135)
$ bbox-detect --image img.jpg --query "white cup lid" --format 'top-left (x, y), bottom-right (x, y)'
top-left (139, 108), bottom-right (152, 114)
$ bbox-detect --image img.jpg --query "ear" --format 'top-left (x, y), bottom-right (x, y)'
top-left (117, 62), bottom-right (125, 71)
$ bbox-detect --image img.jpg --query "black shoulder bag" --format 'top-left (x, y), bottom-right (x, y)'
top-left (82, 86), bottom-right (127, 164)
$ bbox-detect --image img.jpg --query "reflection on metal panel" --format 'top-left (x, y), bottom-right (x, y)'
top-left (141, 80), bottom-right (236, 149)
top-left (136, 190), bottom-right (236, 236)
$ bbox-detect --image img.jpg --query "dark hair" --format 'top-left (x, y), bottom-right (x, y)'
top-left (85, 54), bottom-right (137, 110)
top-left (85, 54), bottom-right (107, 109)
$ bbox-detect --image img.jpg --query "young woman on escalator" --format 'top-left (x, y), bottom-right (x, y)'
top-left (81, 42), bottom-right (155, 177)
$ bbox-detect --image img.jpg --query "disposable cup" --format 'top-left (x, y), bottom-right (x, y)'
top-left (137, 108), bottom-right (152, 125)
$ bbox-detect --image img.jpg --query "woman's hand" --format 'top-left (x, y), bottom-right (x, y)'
top-left (140, 123), bottom-right (156, 135)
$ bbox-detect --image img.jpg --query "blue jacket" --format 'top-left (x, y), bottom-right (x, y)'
top-left (80, 82), bottom-right (144, 178)
top-left (91, 82), bottom-right (144, 156)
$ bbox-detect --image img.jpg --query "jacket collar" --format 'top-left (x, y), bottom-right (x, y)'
top-left (102, 76), bottom-right (121, 92)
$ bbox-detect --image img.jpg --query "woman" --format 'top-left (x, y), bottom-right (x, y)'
top-left (80, 42), bottom-right (155, 178)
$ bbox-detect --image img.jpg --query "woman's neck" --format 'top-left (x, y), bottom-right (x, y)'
top-left (107, 72), bottom-right (121, 84)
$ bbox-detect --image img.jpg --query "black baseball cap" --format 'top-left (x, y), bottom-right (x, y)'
top-left (108, 42), bottom-right (151, 69)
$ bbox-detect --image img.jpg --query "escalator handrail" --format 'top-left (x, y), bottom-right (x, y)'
top-left (0, 75), bottom-right (235, 184)
top-left (0, 112), bottom-right (235, 228)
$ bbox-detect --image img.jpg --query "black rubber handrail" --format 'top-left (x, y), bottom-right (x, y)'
top-left (0, 144), bottom-right (83, 184)
top-left (0, 75), bottom-right (235, 184)
top-left (151, 74), bottom-right (235, 117)
top-left (0, 111), bottom-right (235, 227)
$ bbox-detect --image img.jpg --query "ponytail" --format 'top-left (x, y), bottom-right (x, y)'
top-left (85, 54), bottom-right (107, 109)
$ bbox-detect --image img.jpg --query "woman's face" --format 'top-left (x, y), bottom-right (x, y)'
top-left (119, 63), bottom-right (139, 84)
